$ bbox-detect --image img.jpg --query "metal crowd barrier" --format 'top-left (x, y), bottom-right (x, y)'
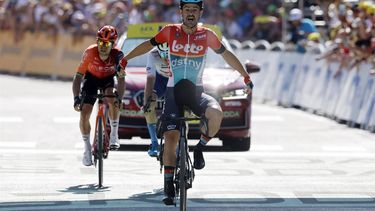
top-left (236, 48), bottom-right (374, 133)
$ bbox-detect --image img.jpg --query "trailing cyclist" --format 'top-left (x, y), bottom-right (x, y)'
top-left (119, 0), bottom-right (254, 205)
top-left (143, 43), bottom-right (171, 157)
top-left (72, 25), bottom-right (126, 166)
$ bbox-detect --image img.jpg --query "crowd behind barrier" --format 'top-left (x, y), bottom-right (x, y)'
top-left (235, 47), bottom-right (375, 133)
top-left (0, 29), bottom-right (374, 133)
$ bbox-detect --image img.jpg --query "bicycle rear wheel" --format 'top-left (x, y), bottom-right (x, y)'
top-left (179, 138), bottom-right (187, 211)
top-left (97, 117), bottom-right (104, 188)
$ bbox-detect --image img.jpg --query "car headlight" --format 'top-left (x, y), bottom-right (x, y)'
top-left (222, 88), bottom-right (247, 99)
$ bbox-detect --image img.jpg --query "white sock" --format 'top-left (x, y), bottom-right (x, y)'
top-left (82, 134), bottom-right (91, 153)
top-left (109, 118), bottom-right (119, 138)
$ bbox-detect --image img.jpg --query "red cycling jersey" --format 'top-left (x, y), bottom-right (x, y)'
top-left (154, 24), bottom-right (222, 86)
top-left (77, 44), bottom-right (124, 79)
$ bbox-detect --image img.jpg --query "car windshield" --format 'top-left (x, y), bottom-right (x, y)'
top-left (121, 38), bottom-right (230, 68)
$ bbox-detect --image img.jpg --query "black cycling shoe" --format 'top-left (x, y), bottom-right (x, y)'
top-left (193, 147), bottom-right (205, 170)
top-left (163, 180), bottom-right (175, 206)
top-left (162, 196), bottom-right (175, 206)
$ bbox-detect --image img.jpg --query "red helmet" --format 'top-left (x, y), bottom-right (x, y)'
top-left (97, 25), bottom-right (118, 42)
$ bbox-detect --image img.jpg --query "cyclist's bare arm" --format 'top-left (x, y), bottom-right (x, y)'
top-left (124, 40), bottom-right (154, 61)
top-left (72, 72), bottom-right (83, 98)
top-left (117, 69), bottom-right (126, 100)
top-left (220, 49), bottom-right (249, 78)
top-left (144, 76), bottom-right (156, 104)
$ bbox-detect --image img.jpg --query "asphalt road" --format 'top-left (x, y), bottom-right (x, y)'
top-left (0, 74), bottom-right (375, 211)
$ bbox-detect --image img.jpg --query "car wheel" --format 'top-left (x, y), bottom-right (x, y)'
top-left (222, 137), bottom-right (251, 151)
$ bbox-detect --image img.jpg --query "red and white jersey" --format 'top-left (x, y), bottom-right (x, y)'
top-left (154, 24), bottom-right (222, 87)
top-left (77, 44), bottom-right (124, 78)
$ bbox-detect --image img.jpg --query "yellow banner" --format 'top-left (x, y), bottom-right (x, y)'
top-left (0, 30), bottom-right (92, 78)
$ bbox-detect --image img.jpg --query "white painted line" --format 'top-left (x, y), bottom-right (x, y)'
top-left (252, 115), bottom-right (284, 122)
top-left (0, 117), bottom-right (23, 123)
top-left (313, 194), bottom-right (373, 201)
top-left (2, 148), bottom-right (375, 158)
top-left (211, 151), bottom-right (375, 158)
top-left (0, 142), bottom-right (36, 148)
top-left (252, 144), bottom-right (284, 151)
top-left (0, 148), bottom-right (144, 155)
top-left (53, 117), bottom-right (79, 123)
top-left (322, 146), bottom-right (367, 152)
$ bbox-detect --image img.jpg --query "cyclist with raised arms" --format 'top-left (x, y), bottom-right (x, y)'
top-left (143, 43), bottom-right (171, 157)
top-left (73, 25), bottom-right (126, 166)
top-left (119, 0), bottom-right (254, 205)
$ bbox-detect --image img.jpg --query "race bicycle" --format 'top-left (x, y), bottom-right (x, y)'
top-left (158, 113), bottom-right (207, 211)
top-left (81, 89), bottom-right (118, 188)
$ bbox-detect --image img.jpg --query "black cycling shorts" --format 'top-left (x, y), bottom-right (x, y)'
top-left (161, 79), bottom-right (220, 132)
top-left (81, 72), bottom-right (116, 105)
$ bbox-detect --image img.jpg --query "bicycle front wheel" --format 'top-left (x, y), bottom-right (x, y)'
top-left (179, 138), bottom-right (187, 211)
top-left (97, 117), bottom-right (104, 188)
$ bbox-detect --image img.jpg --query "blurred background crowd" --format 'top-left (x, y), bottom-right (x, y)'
top-left (0, 0), bottom-right (374, 74)
top-left (0, 0), bottom-right (284, 43)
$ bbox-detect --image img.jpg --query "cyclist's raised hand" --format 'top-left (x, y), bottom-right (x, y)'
top-left (244, 75), bottom-right (254, 94)
top-left (74, 96), bottom-right (81, 111)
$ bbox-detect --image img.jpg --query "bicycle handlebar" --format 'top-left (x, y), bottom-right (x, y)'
top-left (79, 91), bottom-right (119, 110)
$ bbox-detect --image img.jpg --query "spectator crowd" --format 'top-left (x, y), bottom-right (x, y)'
top-left (0, 0), bottom-right (283, 43)
top-left (0, 0), bottom-right (374, 74)
top-left (308, 0), bottom-right (375, 76)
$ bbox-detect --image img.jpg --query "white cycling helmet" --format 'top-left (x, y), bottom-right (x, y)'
top-left (157, 42), bottom-right (169, 59)
top-left (289, 8), bottom-right (303, 21)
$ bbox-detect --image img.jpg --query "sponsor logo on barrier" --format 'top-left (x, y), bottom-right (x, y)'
top-left (1, 45), bottom-right (21, 54)
top-left (30, 48), bottom-right (52, 57)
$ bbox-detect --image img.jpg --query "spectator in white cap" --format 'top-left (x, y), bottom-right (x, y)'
top-left (288, 8), bottom-right (318, 53)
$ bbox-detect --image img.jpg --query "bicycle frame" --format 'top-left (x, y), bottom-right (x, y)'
top-left (92, 100), bottom-right (110, 160)
top-left (159, 115), bottom-right (205, 210)
top-left (81, 90), bottom-right (115, 188)
top-left (175, 119), bottom-right (190, 210)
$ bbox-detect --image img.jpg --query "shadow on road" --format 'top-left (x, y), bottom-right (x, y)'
top-left (1, 197), bottom-right (375, 210)
top-left (58, 184), bottom-right (111, 195)
top-left (116, 144), bottom-right (231, 152)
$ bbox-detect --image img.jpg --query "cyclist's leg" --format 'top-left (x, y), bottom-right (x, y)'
top-left (146, 74), bottom-right (168, 157)
top-left (80, 73), bottom-right (98, 166)
top-left (162, 87), bottom-right (182, 205)
top-left (103, 75), bottom-right (120, 148)
top-left (144, 91), bottom-right (158, 156)
top-left (191, 90), bottom-right (223, 170)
